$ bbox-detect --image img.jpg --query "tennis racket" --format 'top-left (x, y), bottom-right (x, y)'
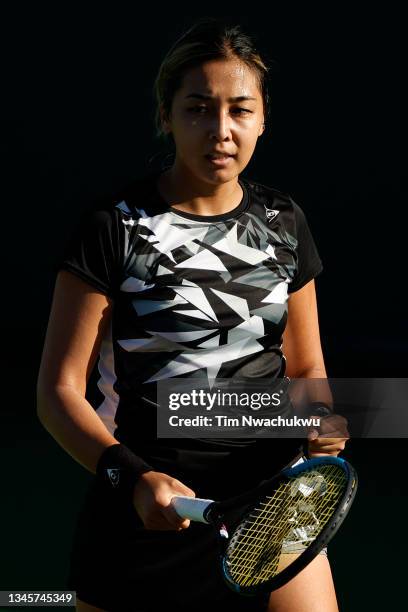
top-left (171, 455), bottom-right (357, 595)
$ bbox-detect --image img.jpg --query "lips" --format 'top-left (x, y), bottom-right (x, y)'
top-left (205, 151), bottom-right (235, 159)
top-left (205, 156), bottom-right (234, 169)
top-left (205, 155), bottom-right (234, 167)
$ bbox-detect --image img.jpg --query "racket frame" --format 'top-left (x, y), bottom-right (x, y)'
top-left (212, 456), bottom-right (358, 595)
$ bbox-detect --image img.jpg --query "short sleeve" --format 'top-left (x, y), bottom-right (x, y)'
top-left (288, 199), bottom-right (323, 293)
top-left (58, 205), bottom-right (123, 299)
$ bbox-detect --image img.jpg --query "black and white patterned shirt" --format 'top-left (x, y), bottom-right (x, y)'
top-left (59, 170), bottom-right (323, 455)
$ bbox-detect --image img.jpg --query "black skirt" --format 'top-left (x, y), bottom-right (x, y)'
top-left (67, 440), bottom-right (305, 612)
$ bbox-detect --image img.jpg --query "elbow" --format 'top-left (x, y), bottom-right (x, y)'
top-left (294, 365), bottom-right (327, 379)
top-left (36, 383), bottom-right (49, 426)
top-left (284, 363), bottom-right (327, 380)
top-left (36, 376), bottom-right (57, 426)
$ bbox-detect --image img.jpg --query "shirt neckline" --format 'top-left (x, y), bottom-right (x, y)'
top-left (151, 170), bottom-right (250, 222)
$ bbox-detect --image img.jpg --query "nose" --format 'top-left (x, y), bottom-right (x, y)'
top-left (208, 109), bottom-right (232, 141)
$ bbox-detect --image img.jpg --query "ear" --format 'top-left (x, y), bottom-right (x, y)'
top-left (160, 104), bottom-right (172, 135)
top-left (258, 121), bottom-right (266, 137)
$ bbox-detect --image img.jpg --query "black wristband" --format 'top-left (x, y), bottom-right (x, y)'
top-left (96, 443), bottom-right (154, 501)
top-left (307, 401), bottom-right (334, 417)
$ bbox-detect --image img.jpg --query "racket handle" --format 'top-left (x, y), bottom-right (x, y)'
top-left (171, 495), bottom-right (214, 523)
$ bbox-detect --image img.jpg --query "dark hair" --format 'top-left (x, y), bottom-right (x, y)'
top-left (153, 18), bottom-right (275, 141)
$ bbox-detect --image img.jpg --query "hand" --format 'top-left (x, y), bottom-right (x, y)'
top-left (307, 413), bottom-right (350, 457)
top-left (132, 471), bottom-right (196, 531)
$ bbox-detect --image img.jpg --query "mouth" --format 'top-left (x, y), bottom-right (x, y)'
top-left (204, 154), bottom-right (235, 166)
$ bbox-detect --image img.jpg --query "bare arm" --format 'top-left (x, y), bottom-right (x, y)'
top-left (36, 270), bottom-right (118, 473)
top-left (283, 279), bottom-right (327, 379)
top-left (37, 270), bottom-right (195, 528)
top-left (282, 278), bottom-right (333, 407)
top-left (282, 279), bottom-right (349, 455)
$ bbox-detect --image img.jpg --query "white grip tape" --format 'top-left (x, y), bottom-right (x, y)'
top-left (171, 495), bottom-right (214, 523)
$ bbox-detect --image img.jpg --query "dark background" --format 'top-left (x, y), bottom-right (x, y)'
top-left (1, 10), bottom-right (406, 611)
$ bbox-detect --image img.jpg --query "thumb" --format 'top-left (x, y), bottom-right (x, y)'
top-left (165, 482), bottom-right (196, 528)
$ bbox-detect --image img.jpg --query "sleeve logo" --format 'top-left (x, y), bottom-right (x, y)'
top-left (264, 204), bottom-right (280, 222)
top-left (106, 468), bottom-right (120, 487)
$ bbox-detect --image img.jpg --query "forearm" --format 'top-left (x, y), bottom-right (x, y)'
top-left (288, 366), bottom-right (334, 412)
top-left (37, 384), bottom-right (118, 473)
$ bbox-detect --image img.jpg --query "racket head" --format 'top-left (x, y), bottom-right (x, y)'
top-left (213, 456), bottom-right (357, 596)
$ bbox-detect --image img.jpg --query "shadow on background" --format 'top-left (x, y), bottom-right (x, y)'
top-left (1, 9), bottom-right (406, 612)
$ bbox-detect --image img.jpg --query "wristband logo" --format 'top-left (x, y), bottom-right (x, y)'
top-left (107, 468), bottom-right (120, 487)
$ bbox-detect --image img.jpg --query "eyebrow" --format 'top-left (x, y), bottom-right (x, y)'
top-left (185, 93), bottom-right (257, 102)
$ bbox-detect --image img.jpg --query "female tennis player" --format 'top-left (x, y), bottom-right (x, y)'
top-left (37, 18), bottom-right (349, 612)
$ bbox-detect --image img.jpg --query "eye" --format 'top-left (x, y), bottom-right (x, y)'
top-left (188, 105), bottom-right (208, 114)
top-left (231, 108), bottom-right (253, 115)
top-left (187, 106), bottom-right (253, 115)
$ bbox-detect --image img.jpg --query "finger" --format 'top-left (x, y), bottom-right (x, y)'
top-left (308, 437), bottom-right (348, 446)
top-left (309, 444), bottom-right (346, 453)
top-left (310, 415), bottom-right (348, 428)
top-left (176, 484), bottom-right (196, 498)
top-left (318, 425), bottom-right (350, 436)
top-left (314, 430), bottom-right (349, 438)
top-left (308, 436), bottom-right (348, 446)
top-left (316, 432), bottom-right (350, 444)
top-left (163, 503), bottom-right (192, 529)
top-left (320, 423), bottom-right (350, 438)
top-left (308, 423), bottom-right (349, 440)
top-left (308, 442), bottom-right (347, 453)
top-left (308, 451), bottom-right (341, 457)
top-left (146, 511), bottom-right (191, 531)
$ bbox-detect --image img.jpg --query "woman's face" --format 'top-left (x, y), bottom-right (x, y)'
top-left (161, 58), bottom-right (265, 185)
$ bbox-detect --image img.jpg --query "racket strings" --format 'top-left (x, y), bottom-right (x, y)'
top-left (228, 467), bottom-right (345, 583)
top-left (225, 465), bottom-right (347, 587)
top-left (228, 491), bottom-right (333, 581)
top-left (234, 471), bottom-right (343, 580)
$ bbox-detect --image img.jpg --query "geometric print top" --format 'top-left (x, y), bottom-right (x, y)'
top-left (59, 170), bottom-right (323, 449)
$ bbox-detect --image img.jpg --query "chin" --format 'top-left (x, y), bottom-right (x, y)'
top-left (203, 171), bottom-right (238, 186)
top-left (179, 157), bottom-right (241, 186)
top-left (200, 164), bottom-right (240, 183)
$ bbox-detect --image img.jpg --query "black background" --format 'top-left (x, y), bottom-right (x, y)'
top-left (1, 10), bottom-right (406, 611)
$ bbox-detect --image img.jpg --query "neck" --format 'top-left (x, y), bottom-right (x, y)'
top-left (157, 162), bottom-right (243, 217)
